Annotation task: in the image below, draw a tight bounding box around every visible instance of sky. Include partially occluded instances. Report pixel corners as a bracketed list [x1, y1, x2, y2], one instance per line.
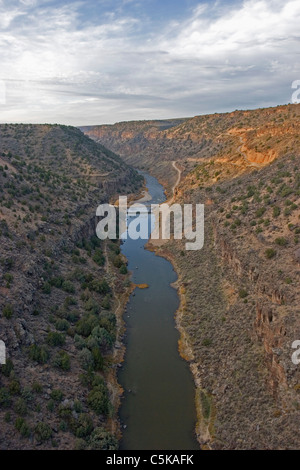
[0, 0, 299, 125]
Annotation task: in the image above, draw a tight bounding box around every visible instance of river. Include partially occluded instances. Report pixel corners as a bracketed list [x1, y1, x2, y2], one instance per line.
[118, 171, 199, 450]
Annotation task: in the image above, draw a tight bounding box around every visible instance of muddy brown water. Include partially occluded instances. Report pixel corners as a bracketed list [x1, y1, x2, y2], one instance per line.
[118, 172, 199, 450]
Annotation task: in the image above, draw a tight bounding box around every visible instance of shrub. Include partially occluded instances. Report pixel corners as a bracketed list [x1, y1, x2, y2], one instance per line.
[32, 382, 43, 394]
[52, 351, 71, 371]
[275, 237, 288, 246]
[88, 427, 118, 450]
[93, 249, 105, 266]
[273, 206, 281, 217]
[0, 387, 11, 407]
[91, 326, 113, 352]
[112, 255, 123, 268]
[265, 248, 277, 259]
[55, 319, 70, 331]
[49, 276, 64, 288]
[102, 296, 110, 310]
[74, 413, 94, 438]
[14, 398, 27, 416]
[9, 380, 21, 395]
[62, 281, 75, 294]
[2, 303, 14, 319]
[28, 344, 49, 364]
[90, 279, 110, 294]
[91, 348, 104, 371]
[255, 207, 266, 218]
[34, 422, 52, 443]
[119, 265, 127, 275]
[87, 385, 109, 415]
[15, 417, 30, 437]
[84, 298, 100, 315]
[47, 331, 65, 347]
[79, 348, 94, 370]
[50, 389, 64, 402]
[42, 282, 51, 294]
[75, 314, 99, 337]
[239, 288, 248, 298]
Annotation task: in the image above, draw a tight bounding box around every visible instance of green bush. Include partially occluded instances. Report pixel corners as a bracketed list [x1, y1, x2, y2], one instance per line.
[91, 348, 104, 371]
[50, 389, 64, 402]
[55, 319, 70, 331]
[14, 398, 27, 416]
[42, 282, 51, 294]
[275, 237, 288, 246]
[34, 422, 52, 443]
[88, 427, 118, 450]
[75, 314, 99, 337]
[47, 331, 65, 347]
[52, 351, 71, 371]
[119, 265, 127, 275]
[28, 344, 50, 364]
[0, 387, 11, 407]
[74, 413, 94, 438]
[9, 380, 21, 395]
[62, 280, 75, 294]
[15, 417, 30, 437]
[265, 248, 277, 259]
[93, 249, 105, 266]
[79, 348, 94, 370]
[32, 382, 43, 394]
[2, 303, 14, 319]
[239, 288, 248, 298]
[255, 207, 266, 218]
[87, 385, 109, 415]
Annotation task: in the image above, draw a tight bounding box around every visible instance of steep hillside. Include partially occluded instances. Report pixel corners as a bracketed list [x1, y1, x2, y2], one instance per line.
[152, 152, 300, 449]
[0, 124, 143, 449]
[82, 104, 300, 196]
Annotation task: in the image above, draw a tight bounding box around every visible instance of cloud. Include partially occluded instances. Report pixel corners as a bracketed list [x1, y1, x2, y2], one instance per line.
[0, 0, 299, 124]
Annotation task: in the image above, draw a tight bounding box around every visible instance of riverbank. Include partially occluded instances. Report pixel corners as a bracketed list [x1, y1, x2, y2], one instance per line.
[146, 240, 214, 450]
[117, 171, 198, 450]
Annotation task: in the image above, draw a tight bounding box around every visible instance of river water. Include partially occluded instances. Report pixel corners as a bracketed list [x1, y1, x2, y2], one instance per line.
[118, 172, 199, 450]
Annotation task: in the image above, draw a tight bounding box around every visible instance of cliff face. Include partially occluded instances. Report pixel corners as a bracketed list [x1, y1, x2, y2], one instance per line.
[168, 150, 300, 449]
[81, 103, 300, 196]
[0, 124, 143, 449]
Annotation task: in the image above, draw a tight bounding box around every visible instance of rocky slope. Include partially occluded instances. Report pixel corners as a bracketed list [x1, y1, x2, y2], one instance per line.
[0, 124, 143, 449]
[84, 103, 300, 449]
[82, 103, 300, 197]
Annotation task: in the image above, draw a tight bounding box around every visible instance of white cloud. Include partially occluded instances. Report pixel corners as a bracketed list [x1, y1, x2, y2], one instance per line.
[0, 0, 299, 124]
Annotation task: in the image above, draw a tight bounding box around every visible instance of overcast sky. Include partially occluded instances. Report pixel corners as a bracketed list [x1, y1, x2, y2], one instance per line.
[0, 0, 299, 125]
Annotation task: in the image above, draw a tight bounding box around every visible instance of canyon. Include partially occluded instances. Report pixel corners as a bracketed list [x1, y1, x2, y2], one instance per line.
[82, 103, 300, 449]
[0, 102, 299, 449]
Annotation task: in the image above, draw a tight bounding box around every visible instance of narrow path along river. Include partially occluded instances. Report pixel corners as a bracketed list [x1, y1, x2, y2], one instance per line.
[118, 172, 199, 450]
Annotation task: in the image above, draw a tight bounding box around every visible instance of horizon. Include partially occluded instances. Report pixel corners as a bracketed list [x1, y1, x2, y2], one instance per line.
[0, 0, 299, 125]
[0, 101, 297, 128]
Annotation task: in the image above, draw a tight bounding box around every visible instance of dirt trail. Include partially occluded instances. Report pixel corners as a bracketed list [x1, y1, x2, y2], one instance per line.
[237, 135, 262, 168]
[169, 161, 182, 203]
